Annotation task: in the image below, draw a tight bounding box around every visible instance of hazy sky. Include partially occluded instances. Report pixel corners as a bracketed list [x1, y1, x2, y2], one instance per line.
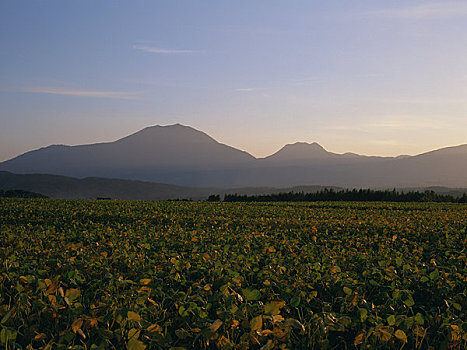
[1, 1, 466, 161]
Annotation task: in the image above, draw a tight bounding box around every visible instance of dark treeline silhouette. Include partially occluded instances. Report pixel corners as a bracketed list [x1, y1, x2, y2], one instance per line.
[0, 189, 48, 199]
[223, 188, 467, 203]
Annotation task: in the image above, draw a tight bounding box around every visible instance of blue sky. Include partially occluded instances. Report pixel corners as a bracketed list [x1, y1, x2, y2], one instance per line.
[1, 0, 466, 161]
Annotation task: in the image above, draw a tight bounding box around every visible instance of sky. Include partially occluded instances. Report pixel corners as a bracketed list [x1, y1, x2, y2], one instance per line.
[1, 0, 466, 161]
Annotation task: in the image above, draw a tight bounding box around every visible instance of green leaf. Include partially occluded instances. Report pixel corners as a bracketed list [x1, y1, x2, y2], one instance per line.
[343, 286, 352, 296]
[415, 313, 424, 325]
[0, 329, 6, 345]
[404, 297, 415, 307]
[387, 315, 396, 326]
[250, 315, 262, 331]
[242, 288, 261, 301]
[0, 329, 17, 346]
[178, 305, 188, 317]
[127, 339, 146, 350]
[1, 307, 15, 324]
[264, 301, 285, 315]
[359, 308, 368, 322]
[429, 269, 439, 281]
[290, 295, 301, 307]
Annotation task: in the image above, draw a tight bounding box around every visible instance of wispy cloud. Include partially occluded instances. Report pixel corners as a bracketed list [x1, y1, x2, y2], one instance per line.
[235, 88, 255, 92]
[18, 87, 137, 99]
[364, 1, 467, 20]
[133, 45, 202, 55]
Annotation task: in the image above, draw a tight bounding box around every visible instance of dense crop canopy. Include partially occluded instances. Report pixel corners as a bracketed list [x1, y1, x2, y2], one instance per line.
[0, 199, 466, 349]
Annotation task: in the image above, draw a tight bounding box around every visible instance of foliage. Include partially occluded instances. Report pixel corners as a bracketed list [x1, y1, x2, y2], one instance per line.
[0, 199, 466, 349]
[223, 188, 467, 203]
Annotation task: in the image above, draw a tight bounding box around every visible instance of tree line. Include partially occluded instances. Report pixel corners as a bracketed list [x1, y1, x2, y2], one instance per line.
[207, 188, 467, 203]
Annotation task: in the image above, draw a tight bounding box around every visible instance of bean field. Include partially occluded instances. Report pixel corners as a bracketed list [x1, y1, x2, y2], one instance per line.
[0, 199, 466, 349]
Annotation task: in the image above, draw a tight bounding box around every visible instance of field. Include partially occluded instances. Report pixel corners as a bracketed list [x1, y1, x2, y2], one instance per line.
[0, 199, 466, 349]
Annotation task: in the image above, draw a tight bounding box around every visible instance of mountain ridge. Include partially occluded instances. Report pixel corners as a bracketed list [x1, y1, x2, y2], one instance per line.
[4, 123, 465, 161]
[1, 123, 466, 188]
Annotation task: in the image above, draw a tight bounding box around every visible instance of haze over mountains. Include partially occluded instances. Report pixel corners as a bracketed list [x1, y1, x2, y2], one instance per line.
[1, 124, 467, 189]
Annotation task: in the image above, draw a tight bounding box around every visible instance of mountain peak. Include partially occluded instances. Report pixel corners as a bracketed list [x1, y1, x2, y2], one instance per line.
[145, 123, 191, 130]
[285, 141, 326, 152]
[115, 123, 217, 145]
[264, 141, 331, 162]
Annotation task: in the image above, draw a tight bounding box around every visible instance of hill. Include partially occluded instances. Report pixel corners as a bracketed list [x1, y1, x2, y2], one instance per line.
[0, 171, 208, 200]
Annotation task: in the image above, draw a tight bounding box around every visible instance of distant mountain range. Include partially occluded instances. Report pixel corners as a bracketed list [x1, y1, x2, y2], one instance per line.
[1, 123, 467, 188]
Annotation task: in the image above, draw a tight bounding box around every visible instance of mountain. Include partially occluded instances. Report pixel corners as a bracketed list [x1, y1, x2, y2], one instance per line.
[264, 142, 333, 163]
[0, 124, 255, 187]
[262, 142, 391, 165]
[1, 124, 467, 188]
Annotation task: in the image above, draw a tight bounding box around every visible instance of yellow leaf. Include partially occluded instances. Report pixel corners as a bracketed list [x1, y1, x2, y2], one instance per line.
[354, 332, 365, 346]
[140, 278, 152, 285]
[65, 288, 81, 302]
[44, 278, 52, 287]
[147, 298, 157, 306]
[272, 315, 285, 323]
[216, 335, 233, 349]
[89, 318, 98, 328]
[287, 318, 305, 333]
[77, 328, 86, 339]
[45, 283, 58, 295]
[127, 311, 142, 322]
[146, 324, 162, 333]
[395, 329, 407, 343]
[377, 328, 392, 342]
[33, 333, 46, 341]
[72, 318, 83, 333]
[208, 319, 223, 333]
[128, 328, 140, 340]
